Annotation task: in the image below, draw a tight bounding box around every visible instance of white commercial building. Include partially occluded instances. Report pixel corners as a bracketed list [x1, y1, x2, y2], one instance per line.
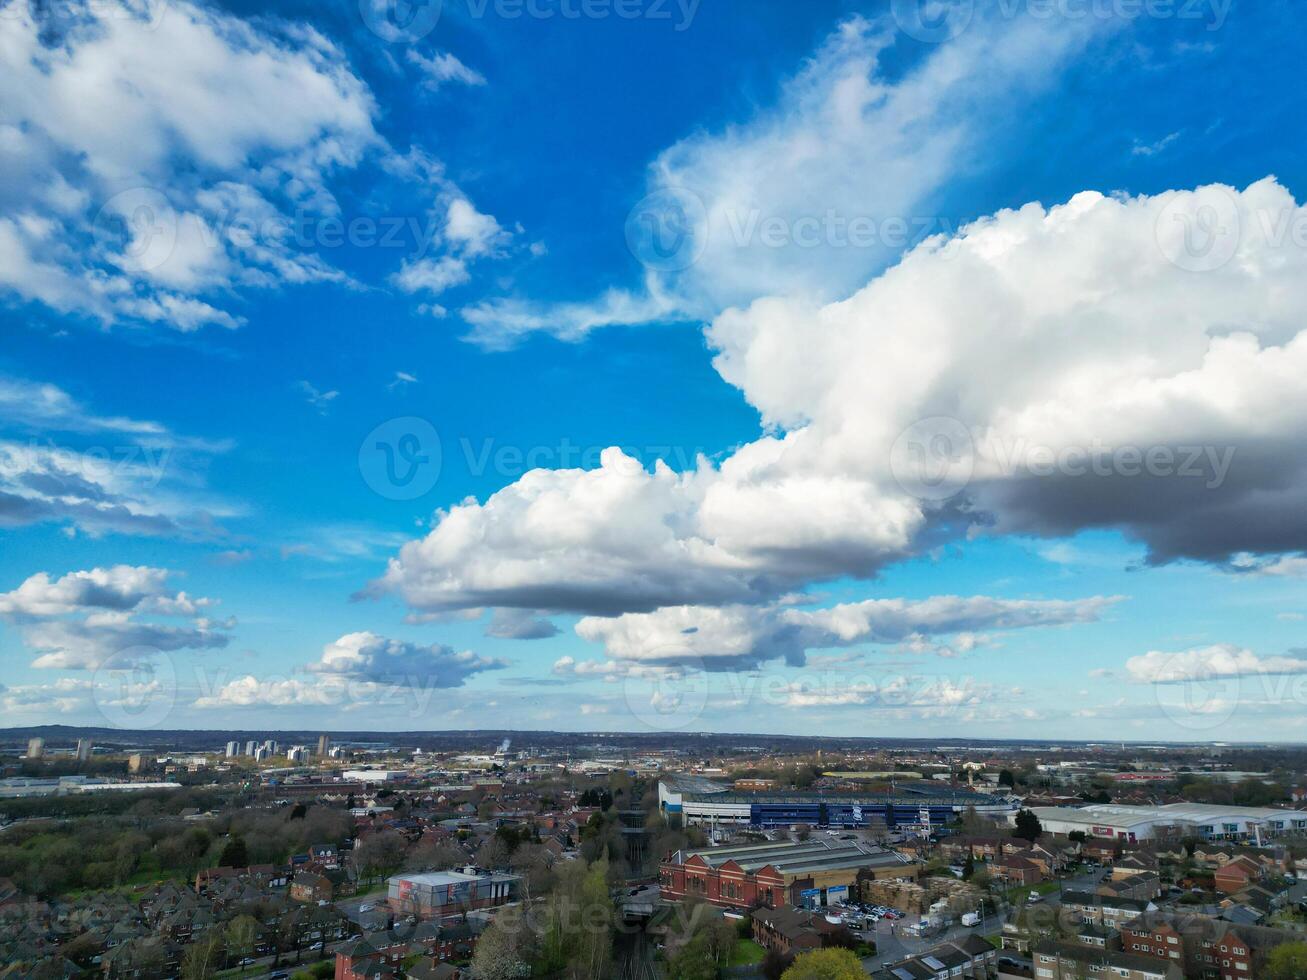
[1029, 803, 1307, 843]
[388, 868, 521, 918]
[0, 776, 183, 798]
[343, 769, 407, 782]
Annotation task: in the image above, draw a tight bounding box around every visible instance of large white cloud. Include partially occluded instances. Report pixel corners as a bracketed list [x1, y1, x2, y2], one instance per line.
[194, 630, 506, 708]
[1126, 644, 1307, 683]
[0, 0, 387, 328]
[24, 618, 231, 670]
[461, 9, 1107, 347]
[308, 631, 506, 686]
[0, 374, 234, 537]
[375, 177, 1307, 624]
[0, 565, 174, 618]
[366, 448, 776, 615]
[709, 177, 1307, 566]
[573, 595, 1121, 669]
[0, 565, 231, 669]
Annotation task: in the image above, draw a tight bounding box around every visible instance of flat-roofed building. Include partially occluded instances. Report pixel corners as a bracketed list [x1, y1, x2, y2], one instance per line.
[344, 769, 408, 782]
[387, 868, 521, 919]
[1029, 803, 1306, 843]
[660, 838, 917, 910]
[660, 776, 1015, 830]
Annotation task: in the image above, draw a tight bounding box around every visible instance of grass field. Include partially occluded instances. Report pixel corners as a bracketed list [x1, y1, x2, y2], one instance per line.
[729, 939, 767, 966]
[1004, 880, 1059, 904]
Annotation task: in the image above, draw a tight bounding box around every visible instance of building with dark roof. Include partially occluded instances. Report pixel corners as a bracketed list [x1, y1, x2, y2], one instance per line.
[660, 838, 917, 909]
[871, 934, 998, 980]
[1059, 890, 1156, 929]
[659, 778, 1016, 830]
[748, 905, 839, 956]
[1033, 939, 1182, 980]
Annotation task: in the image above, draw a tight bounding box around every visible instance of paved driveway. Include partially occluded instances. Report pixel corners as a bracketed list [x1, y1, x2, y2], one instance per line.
[336, 890, 393, 931]
[859, 909, 1009, 971]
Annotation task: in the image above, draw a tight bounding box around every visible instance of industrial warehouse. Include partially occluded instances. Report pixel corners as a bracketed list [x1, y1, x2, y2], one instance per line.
[386, 868, 522, 919]
[659, 838, 919, 910]
[658, 775, 1016, 830]
[1029, 803, 1307, 843]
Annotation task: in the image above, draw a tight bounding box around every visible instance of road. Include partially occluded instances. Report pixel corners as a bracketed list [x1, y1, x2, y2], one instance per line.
[223, 938, 349, 980]
[233, 890, 393, 980]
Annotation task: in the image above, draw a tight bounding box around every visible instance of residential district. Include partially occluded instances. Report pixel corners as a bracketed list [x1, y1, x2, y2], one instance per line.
[2, 732, 1307, 980]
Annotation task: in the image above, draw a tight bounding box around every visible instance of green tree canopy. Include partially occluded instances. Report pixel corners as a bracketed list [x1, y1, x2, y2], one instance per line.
[1013, 809, 1042, 842]
[219, 835, 249, 868]
[1263, 942, 1307, 980]
[781, 948, 866, 979]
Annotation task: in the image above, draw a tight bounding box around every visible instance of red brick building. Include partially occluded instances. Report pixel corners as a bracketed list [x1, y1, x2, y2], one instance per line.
[660, 839, 916, 911]
[1122, 916, 1280, 980]
[290, 871, 334, 904]
[1196, 929, 1255, 980]
[1214, 857, 1260, 894]
[750, 905, 840, 955]
[1122, 920, 1185, 966]
[661, 854, 787, 909]
[335, 924, 477, 980]
[992, 855, 1044, 886]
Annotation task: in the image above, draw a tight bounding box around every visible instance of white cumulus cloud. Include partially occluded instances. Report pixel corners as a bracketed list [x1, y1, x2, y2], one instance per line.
[1126, 644, 1307, 683]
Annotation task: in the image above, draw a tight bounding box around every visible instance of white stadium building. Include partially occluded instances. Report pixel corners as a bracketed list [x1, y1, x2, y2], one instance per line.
[1028, 803, 1307, 843]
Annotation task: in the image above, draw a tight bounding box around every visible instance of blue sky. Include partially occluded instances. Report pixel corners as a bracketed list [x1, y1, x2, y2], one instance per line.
[2, 0, 1307, 740]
